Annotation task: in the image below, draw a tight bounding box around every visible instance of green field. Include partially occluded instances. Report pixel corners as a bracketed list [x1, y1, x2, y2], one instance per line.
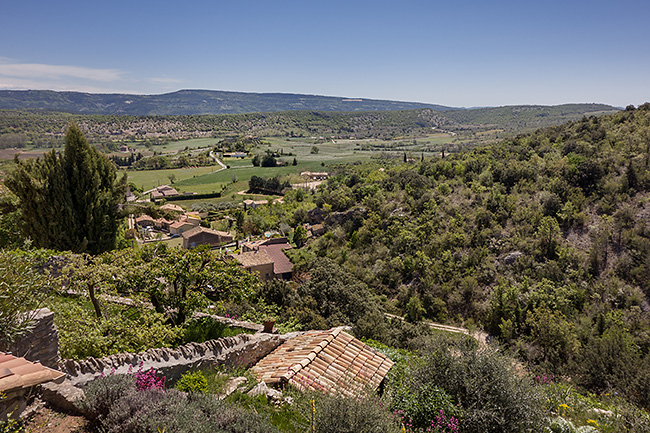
[110, 133, 457, 205]
[125, 166, 218, 191]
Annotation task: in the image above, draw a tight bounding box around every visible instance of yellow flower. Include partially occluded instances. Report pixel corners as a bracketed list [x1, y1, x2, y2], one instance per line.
[587, 419, 599, 427]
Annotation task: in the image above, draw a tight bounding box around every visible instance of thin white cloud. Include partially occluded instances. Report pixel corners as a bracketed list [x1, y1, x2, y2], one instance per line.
[0, 62, 125, 82]
[0, 77, 142, 94]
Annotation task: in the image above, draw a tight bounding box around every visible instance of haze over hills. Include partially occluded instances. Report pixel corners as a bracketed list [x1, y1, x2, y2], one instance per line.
[0, 89, 456, 116]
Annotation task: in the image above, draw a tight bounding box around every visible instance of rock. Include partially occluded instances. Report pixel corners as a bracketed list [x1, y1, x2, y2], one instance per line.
[324, 208, 367, 229]
[40, 380, 85, 415]
[64, 333, 288, 386]
[247, 381, 284, 406]
[590, 408, 614, 417]
[217, 376, 248, 400]
[503, 251, 523, 265]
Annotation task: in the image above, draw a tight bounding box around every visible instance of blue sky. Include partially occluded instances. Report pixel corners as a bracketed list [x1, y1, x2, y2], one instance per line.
[1, 0, 648, 107]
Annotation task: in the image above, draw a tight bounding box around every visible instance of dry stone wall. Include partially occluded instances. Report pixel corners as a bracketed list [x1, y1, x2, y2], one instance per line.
[9, 308, 60, 369]
[62, 333, 288, 386]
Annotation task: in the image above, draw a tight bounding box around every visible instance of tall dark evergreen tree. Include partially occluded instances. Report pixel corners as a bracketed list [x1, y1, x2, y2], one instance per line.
[6, 123, 125, 254]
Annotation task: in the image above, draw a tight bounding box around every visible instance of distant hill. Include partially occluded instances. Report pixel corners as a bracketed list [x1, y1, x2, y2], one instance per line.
[442, 103, 619, 130]
[0, 89, 454, 115]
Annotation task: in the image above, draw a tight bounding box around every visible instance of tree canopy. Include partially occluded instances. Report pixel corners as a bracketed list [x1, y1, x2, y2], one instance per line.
[6, 123, 125, 254]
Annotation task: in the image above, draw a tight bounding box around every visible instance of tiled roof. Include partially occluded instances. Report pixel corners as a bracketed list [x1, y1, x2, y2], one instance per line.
[0, 352, 65, 392]
[259, 244, 293, 275]
[234, 250, 274, 268]
[135, 215, 154, 223]
[159, 204, 184, 212]
[170, 221, 194, 229]
[251, 328, 393, 397]
[181, 226, 232, 240]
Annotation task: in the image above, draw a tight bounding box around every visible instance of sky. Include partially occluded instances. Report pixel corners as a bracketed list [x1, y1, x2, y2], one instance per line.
[1, 0, 649, 108]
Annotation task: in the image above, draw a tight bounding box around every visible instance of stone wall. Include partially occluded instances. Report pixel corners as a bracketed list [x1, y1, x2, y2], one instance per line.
[9, 308, 60, 369]
[62, 332, 289, 386]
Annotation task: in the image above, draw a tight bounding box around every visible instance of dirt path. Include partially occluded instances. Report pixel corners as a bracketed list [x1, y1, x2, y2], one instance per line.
[384, 313, 489, 346]
[209, 151, 227, 171]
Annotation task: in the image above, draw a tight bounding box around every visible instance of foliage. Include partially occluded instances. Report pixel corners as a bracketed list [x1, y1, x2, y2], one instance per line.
[410, 337, 546, 433]
[248, 175, 290, 194]
[291, 105, 650, 410]
[5, 123, 126, 254]
[0, 249, 52, 347]
[175, 370, 209, 394]
[79, 373, 279, 433]
[312, 392, 401, 433]
[181, 316, 251, 344]
[53, 295, 181, 360]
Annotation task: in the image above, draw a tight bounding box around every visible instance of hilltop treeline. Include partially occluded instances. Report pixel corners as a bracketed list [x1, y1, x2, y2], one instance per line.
[286, 104, 650, 407]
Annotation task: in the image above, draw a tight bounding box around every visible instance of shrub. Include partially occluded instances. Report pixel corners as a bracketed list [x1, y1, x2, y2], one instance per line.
[390, 382, 459, 431]
[313, 393, 401, 433]
[77, 373, 135, 426]
[411, 337, 546, 433]
[181, 316, 248, 344]
[175, 370, 208, 394]
[79, 374, 279, 433]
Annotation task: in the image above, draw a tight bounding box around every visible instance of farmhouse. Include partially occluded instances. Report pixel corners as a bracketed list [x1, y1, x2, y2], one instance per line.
[151, 185, 179, 201]
[182, 226, 233, 249]
[300, 171, 329, 180]
[243, 199, 268, 210]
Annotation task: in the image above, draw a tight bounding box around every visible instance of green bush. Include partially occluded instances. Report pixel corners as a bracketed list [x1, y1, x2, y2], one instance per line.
[411, 337, 546, 433]
[390, 382, 459, 430]
[181, 316, 249, 344]
[313, 393, 400, 433]
[175, 370, 208, 393]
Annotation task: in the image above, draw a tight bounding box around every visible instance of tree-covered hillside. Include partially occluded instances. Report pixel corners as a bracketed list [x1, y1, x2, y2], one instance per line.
[0, 89, 453, 115]
[0, 103, 618, 150]
[287, 103, 650, 407]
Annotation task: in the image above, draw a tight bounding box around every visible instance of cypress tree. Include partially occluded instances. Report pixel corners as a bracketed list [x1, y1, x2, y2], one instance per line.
[6, 123, 125, 254]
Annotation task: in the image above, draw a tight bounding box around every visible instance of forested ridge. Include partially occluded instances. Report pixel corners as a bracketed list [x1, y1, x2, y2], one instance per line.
[285, 103, 650, 407]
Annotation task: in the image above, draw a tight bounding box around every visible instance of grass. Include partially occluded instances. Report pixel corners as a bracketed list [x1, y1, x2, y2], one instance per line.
[125, 166, 218, 191]
[157, 137, 217, 153]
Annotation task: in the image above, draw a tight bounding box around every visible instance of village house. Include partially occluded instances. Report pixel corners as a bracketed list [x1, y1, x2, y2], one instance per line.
[237, 237, 293, 279]
[154, 218, 173, 232]
[135, 214, 155, 228]
[306, 223, 325, 238]
[182, 226, 234, 249]
[243, 199, 268, 210]
[169, 220, 196, 236]
[232, 250, 275, 280]
[151, 185, 179, 201]
[0, 352, 65, 419]
[159, 203, 184, 213]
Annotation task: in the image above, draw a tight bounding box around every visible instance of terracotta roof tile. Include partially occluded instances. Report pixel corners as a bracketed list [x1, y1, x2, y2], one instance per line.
[0, 352, 65, 392]
[251, 328, 393, 396]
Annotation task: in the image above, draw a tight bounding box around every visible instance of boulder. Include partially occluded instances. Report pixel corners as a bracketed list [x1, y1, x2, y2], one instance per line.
[40, 380, 85, 415]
